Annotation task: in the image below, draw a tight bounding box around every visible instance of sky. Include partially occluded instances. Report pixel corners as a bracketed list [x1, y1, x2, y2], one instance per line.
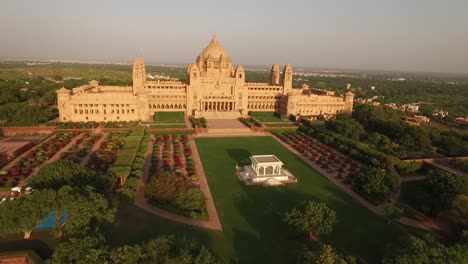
[1, 0, 467, 74]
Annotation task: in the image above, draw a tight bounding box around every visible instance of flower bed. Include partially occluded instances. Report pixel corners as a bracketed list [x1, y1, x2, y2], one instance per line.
[62, 133, 103, 163]
[274, 131, 363, 183]
[87, 132, 128, 172]
[0, 132, 78, 183]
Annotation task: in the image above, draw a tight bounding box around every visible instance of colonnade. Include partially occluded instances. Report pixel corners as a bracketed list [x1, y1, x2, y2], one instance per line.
[251, 164, 282, 176]
[202, 101, 235, 112]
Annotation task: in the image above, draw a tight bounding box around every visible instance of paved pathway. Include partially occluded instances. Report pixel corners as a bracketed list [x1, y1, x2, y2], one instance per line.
[134, 135, 223, 231]
[270, 134, 431, 230]
[19, 133, 85, 187]
[81, 132, 108, 165]
[401, 175, 427, 182]
[432, 162, 467, 177]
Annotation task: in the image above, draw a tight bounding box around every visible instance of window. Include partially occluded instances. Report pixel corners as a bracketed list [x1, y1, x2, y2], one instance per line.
[117, 116, 119, 120]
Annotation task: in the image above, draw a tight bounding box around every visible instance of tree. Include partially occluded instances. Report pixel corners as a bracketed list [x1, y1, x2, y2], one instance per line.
[30, 160, 114, 192]
[175, 187, 206, 213]
[49, 235, 108, 264]
[451, 194, 468, 220]
[146, 171, 188, 204]
[382, 234, 466, 264]
[0, 189, 56, 238]
[352, 167, 400, 204]
[325, 116, 365, 141]
[284, 201, 336, 240]
[300, 245, 356, 264]
[422, 169, 468, 215]
[382, 203, 404, 223]
[109, 245, 143, 264]
[57, 186, 115, 237]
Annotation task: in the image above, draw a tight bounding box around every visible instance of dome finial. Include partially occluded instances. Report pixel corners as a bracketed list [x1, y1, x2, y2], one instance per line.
[211, 32, 217, 43]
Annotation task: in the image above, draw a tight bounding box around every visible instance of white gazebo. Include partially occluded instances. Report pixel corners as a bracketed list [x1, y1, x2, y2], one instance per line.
[237, 155, 297, 186]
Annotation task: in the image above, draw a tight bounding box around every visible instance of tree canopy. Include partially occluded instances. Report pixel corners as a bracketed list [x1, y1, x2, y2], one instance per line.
[382, 234, 467, 264]
[29, 160, 114, 192]
[352, 167, 400, 204]
[284, 201, 337, 239]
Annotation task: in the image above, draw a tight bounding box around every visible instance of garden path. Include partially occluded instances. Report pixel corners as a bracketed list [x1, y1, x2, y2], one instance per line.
[134, 135, 223, 231]
[270, 134, 432, 231]
[401, 175, 427, 182]
[431, 162, 467, 177]
[18, 133, 85, 187]
[81, 132, 109, 165]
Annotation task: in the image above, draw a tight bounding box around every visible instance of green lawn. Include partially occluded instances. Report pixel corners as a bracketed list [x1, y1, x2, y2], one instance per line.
[264, 122, 298, 127]
[250, 112, 290, 122]
[195, 137, 412, 263]
[153, 112, 185, 123]
[148, 124, 187, 128]
[105, 136, 414, 263]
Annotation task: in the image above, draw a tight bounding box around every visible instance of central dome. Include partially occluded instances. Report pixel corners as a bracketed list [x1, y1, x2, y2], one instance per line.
[201, 34, 231, 60]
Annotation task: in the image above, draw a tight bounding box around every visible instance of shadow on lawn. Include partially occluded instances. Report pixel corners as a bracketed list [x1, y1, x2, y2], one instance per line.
[226, 149, 252, 166]
[230, 178, 408, 264]
[102, 200, 217, 254]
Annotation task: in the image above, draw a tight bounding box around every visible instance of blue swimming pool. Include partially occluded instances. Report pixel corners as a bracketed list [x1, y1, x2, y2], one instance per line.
[35, 211, 69, 230]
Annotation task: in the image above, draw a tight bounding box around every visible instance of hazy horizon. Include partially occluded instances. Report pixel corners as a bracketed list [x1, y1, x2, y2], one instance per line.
[1, 0, 467, 74]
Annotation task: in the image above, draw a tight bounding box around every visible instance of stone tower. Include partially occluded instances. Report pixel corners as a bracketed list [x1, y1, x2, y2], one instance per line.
[56, 87, 71, 121]
[344, 91, 355, 114]
[270, 64, 280, 85]
[282, 64, 293, 94]
[132, 58, 146, 94]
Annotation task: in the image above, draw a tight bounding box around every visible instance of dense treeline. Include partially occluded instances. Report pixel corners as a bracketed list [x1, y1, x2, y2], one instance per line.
[321, 105, 468, 159]
[301, 75, 468, 116]
[0, 160, 222, 263]
[0, 76, 59, 126]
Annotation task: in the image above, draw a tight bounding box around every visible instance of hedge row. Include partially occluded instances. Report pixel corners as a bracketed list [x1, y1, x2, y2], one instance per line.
[120, 132, 150, 199]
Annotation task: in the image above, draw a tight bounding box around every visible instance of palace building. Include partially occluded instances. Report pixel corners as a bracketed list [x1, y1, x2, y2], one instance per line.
[56, 34, 354, 122]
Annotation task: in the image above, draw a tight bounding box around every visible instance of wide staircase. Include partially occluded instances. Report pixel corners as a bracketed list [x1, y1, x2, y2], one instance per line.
[196, 119, 268, 137]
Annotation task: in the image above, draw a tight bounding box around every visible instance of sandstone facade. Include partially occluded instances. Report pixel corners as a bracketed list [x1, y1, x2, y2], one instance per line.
[57, 35, 353, 122]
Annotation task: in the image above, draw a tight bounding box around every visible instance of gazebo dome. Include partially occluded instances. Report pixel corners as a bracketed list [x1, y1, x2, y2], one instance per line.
[201, 34, 231, 60]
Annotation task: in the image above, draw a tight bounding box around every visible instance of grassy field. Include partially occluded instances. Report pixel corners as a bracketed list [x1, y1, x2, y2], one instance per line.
[7, 136, 414, 263]
[147, 124, 187, 128]
[153, 112, 185, 123]
[192, 137, 414, 263]
[106, 136, 415, 263]
[250, 112, 290, 122]
[264, 122, 298, 127]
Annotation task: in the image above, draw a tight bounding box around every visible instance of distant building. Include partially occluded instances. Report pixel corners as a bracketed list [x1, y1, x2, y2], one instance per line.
[432, 109, 449, 117]
[56, 34, 354, 122]
[401, 104, 419, 112]
[455, 116, 468, 125]
[402, 115, 430, 126]
[385, 103, 398, 109]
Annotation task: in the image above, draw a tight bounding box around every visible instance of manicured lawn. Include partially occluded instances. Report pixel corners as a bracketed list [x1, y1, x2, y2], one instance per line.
[264, 122, 298, 127]
[195, 137, 411, 263]
[148, 124, 187, 128]
[106, 136, 414, 263]
[250, 112, 290, 122]
[153, 112, 185, 123]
